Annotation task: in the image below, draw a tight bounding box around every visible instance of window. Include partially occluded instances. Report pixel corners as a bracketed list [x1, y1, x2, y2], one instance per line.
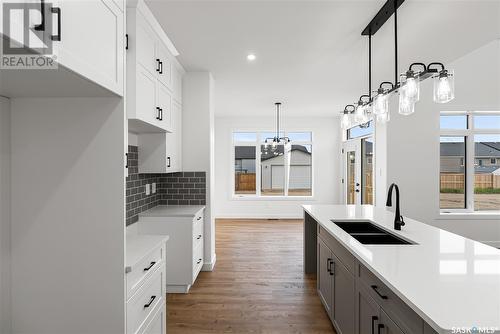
[233, 132, 313, 197]
[347, 121, 374, 140]
[440, 112, 500, 212]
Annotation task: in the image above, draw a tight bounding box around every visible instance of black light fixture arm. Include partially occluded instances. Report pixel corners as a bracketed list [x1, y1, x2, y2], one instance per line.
[378, 81, 395, 93]
[427, 62, 445, 71]
[358, 94, 371, 105]
[408, 62, 427, 73]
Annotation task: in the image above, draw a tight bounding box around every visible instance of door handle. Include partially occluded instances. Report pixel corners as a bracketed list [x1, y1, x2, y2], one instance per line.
[144, 296, 156, 308]
[371, 285, 388, 300]
[51, 7, 61, 41]
[34, 0, 45, 31]
[371, 316, 378, 334]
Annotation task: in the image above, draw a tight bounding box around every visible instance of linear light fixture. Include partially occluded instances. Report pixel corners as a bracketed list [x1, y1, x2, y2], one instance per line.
[340, 0, 455, 127]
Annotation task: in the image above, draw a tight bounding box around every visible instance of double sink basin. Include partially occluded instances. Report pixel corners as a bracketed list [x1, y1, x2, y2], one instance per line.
[331, 220, 414, 245]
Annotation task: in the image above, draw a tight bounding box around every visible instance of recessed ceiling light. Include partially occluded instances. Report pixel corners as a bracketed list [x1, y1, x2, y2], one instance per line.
[247, 54, 256, 61]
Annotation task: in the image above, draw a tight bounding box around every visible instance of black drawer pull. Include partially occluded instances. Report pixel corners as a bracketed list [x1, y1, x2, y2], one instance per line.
[51, 7, 61, 41]
[156, 59, 160, 72]
[159, 61, 163, 74]
[326, 258, 331, 273]
[197, 234, 202, 240]
[371, 316, 378, 334]
[143, 261, 156, 271]
[167, 157, 171, 168]
[144, 295, 156, 308]
[371, 285, 388, 300]
[329, 259, 335, 276]
[377, 323, 384, 334]
[197, 258, 202, 264]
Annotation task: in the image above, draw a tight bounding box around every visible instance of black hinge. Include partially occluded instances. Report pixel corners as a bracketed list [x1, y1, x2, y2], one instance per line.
[125, 34, 129, 50]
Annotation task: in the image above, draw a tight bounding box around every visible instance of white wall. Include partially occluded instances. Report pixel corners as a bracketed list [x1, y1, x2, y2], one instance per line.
[215, 116, 341, 218]
[182, 72, 216, 269]
[0, 96, 11, 334]
[383, 40, 500, 245]
[10, 98, 126, 333]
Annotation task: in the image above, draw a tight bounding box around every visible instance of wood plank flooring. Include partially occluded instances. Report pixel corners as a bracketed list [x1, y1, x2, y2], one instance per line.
[167, 219, 335, 333]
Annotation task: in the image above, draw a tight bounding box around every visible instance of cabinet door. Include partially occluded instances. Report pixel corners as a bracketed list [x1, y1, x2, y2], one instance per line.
[165, 102, 181, 172]
[157, 83, 172, 132]
[56, 0, 124, 95]
[317, 238, 333, 319]
[380, 310, 405, 334]
[156, 42, 172, 90]
[332, 255, 355, 334]
[136, 12, 157, 76]
[136, 67, 159, 127]
[356, 284, 380, 334]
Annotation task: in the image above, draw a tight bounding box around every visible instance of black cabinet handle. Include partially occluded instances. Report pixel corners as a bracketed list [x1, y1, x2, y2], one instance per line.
[34, 0, 45, 31]
[143, 261, 156, 272]
[51, 7, 61, 41]
[159, 61, 163, 74]
[167, 157, 171, 168]
[144, 296, 156, 308]
[377, 323, 384, 334]
[125, 153, 128, 169]
[355, 189, 360, 193]
[329, 259, 335, 276]
[326, 258, 332, 273]
[197, 217, 202, 221]
[371, 316, 378, 334]
[371, 285, 388, 300]
[125, 34, 129, 50]
[197, 259, 202, 264]
[159, 108, 163, 121]
[156, 59, 160, 72]
[197, 234, 202, 240]
[156, 107, 161, 120]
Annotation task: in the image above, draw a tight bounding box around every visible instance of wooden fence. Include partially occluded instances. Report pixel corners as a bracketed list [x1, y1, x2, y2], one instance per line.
[440, 173, 500, 189]
[235, 173, 256, 192]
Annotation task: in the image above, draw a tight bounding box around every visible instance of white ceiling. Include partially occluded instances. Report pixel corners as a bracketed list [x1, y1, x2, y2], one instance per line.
[146, 0, 500, 117]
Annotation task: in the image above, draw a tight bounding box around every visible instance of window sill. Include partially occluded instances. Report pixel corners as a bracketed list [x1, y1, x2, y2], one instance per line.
[232, 195, 316, 201]
[438, 211, 500, 220]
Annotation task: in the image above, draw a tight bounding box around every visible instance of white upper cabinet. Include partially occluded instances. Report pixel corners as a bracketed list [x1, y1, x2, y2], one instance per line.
[0, 0, 125, 97]
[126, 2, 181, 134]
[56, 0, 124, 95]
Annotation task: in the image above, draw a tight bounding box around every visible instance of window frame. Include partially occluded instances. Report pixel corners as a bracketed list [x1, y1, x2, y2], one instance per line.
[231, 130, 314, 200]
[440, 111, 500, 214]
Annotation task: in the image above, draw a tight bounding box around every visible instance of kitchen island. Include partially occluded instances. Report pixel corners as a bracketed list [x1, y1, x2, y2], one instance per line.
[303, 204, 500, 334]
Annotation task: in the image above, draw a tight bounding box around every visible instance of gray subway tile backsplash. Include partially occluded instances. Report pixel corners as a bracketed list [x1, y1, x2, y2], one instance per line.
[125, 145, 206, 226]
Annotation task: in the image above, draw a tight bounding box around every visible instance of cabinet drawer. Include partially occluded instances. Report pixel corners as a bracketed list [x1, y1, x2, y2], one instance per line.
[318, 225, 356, 274]
[126, 243, 165, 299]
[193, 217, 203, 248]
[127, 266, 165, 334]
[358, 264, 423, 334]
[137, 299, 166, 334]
[192, 242, 204, 282]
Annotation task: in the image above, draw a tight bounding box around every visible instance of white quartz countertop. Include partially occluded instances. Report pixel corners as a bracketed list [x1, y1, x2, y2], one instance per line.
[126, 233, 169, 269]
[139, 205, 205, 218]
[303, 204, 500, 334]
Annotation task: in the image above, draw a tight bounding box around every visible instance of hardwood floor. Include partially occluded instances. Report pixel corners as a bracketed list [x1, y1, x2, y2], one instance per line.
[167, 219, 335, 333]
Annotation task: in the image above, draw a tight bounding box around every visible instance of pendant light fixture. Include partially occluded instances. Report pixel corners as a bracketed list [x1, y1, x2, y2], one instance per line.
[264, 102, 290, 152]
[339, 0, 456, 128]
[341, 105, 355, 129]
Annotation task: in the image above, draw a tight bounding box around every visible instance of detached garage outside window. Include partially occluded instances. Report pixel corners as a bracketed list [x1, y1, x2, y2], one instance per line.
[233, 132, 313, 198]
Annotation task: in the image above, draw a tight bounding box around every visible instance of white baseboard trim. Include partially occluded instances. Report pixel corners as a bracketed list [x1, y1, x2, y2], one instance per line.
[166, 284, 191, 294]
[202, 253, 216, 271]
[216, 215, 303, 219]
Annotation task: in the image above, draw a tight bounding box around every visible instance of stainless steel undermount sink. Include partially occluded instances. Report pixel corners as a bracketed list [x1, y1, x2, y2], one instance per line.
[331, 220, 414, 245]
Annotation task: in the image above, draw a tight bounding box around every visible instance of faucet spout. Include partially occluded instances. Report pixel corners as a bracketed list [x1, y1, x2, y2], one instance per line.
[386, 183, 405, 231]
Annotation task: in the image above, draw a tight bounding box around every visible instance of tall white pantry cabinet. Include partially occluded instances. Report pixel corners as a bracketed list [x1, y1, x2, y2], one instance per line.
[2, 0, 183, 333]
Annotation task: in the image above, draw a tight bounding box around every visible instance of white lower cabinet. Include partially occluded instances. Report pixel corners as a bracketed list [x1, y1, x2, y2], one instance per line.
[138, 207, 205, 293]
[126, 233, 169, 334]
